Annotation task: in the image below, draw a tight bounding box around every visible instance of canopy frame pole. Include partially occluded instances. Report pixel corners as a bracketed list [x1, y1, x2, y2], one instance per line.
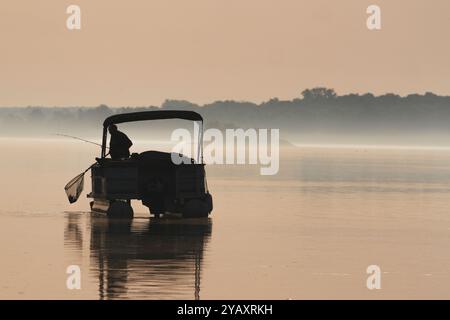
[197, 120, 204, 164]
[101, 127, 107, 158]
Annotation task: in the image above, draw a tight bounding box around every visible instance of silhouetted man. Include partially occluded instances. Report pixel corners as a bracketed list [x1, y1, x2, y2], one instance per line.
[108, 124, 133, 160]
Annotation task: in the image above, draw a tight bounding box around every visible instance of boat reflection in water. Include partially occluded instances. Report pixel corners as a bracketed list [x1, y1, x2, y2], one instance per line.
[65, 213, 212, 300]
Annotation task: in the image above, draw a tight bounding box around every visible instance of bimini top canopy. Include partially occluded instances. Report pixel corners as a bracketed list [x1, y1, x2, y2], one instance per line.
[101, 110, 205, 161]
[103, 110, 203, 127]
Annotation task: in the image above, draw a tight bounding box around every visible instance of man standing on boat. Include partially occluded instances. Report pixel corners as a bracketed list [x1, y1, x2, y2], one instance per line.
[108, 124, 133, 160]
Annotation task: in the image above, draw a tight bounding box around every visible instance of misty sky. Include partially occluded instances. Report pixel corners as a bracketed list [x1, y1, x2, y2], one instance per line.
[1, 0, 449, 107]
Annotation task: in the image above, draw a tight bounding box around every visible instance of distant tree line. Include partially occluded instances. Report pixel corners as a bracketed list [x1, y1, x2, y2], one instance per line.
[1, 88, 450, 145]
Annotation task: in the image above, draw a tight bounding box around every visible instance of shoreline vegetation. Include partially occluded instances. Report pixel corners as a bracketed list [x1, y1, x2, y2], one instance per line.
[2, 88, 450, 146]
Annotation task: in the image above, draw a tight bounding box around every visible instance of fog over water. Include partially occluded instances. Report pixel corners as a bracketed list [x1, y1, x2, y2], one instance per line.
[1, 0, 450, 300]
[1, 138, 450, 299]
[3, 89, 450, 146]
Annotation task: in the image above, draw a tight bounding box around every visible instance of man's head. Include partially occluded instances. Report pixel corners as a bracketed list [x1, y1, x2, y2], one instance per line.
[108, 124, 118, 134]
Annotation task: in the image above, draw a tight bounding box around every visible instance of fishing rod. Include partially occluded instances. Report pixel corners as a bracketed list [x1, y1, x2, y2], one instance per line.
[54, 133, 109, 149]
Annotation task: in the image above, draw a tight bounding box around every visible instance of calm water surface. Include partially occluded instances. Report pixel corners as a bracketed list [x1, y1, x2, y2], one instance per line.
[1, 139, 450, 299]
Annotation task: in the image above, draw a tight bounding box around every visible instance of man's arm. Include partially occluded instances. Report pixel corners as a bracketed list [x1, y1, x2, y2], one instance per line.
[122, 133, 132, 148]
[126, 135, 133, 148]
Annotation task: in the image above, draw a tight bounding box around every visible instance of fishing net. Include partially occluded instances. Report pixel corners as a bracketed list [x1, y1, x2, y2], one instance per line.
[64, 173, 85, 204]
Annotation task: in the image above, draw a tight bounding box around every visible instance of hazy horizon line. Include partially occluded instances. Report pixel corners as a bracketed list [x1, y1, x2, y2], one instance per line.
[1, 88, 449, 109]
